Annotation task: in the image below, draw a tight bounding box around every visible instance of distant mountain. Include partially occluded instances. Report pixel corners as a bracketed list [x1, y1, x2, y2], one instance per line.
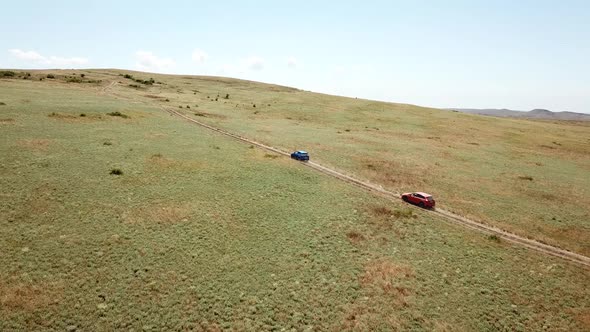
[448, 108, 590, 121]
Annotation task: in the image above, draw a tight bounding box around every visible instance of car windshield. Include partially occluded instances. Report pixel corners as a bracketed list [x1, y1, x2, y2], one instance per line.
[426, 196, 434, 202]
[298, 151, 308, 155]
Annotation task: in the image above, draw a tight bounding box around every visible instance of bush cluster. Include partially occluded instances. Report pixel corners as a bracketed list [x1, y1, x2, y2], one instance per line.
[107, 111, 129, 118]
[1, 71, 16, 77]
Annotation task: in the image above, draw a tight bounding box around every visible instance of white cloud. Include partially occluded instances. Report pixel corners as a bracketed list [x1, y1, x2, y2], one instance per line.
[287, 56, 298, 68]
[243, 56, 264, 70]
[9, 49, 89, 67]
[192, 49, 208, 63]
[135, 51, 175, 72]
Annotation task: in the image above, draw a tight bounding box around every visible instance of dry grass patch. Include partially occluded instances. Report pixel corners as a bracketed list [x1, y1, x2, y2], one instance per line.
[360, 259, 414, 297]
[0, 279, 63, 312]
[346, 230, 366, 244]
[123, 202, 193, 224]
[17, 139, 52, 151]
[0, 118, 15, 124]
[147, 154, 202, 170]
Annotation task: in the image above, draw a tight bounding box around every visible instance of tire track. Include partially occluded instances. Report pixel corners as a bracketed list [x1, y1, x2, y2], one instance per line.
[160, 107, 590, 268]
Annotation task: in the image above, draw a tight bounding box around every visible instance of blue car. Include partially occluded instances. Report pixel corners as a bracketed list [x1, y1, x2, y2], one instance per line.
[290, 150, 309, 161]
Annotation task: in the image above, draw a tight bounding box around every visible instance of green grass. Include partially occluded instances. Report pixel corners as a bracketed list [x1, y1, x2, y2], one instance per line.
[109, 71, 590, 256]
[1, 72, 589, 331]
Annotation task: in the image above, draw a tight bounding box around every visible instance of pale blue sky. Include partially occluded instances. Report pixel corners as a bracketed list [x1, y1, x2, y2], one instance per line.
[2, 0, 589, 113]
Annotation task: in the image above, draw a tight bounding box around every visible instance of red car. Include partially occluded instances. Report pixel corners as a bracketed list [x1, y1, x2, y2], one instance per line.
[401, 192, 435, 209]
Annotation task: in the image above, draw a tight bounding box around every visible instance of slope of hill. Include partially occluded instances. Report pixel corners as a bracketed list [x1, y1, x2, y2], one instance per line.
[1, 69, 589, 330]
[451, 108, 590, 121]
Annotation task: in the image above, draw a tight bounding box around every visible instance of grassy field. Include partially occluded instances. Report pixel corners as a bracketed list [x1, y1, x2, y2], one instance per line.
[1, 71, 590, 331]
[94, 70, 589, 256]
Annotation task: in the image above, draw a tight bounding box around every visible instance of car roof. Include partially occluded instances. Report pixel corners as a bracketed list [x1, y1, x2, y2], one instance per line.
[414, 192, 432, 197]
[296, 150, 308, 154]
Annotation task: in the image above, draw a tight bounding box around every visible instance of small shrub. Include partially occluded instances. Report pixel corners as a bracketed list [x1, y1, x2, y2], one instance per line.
[165, 99, 170, 102]
[1, 71, 16, 77]
[254, 111, 259, 114]
[79, 113, 86, 117]
[488, 234, 501, 242]
[110, 168, 123, 175]
[518, 176, 533, 181]
[106, 111, 129, 118]
[128, 84, 141, 88]
[346, 230, 366, 244]
[25, 72, 31, 77]
[264, 154, 279, 159]
[194, 112, 206, 117]
[103, 141, 112, 146]
[186, 105, 190, 109]
[152, 153, 163, 158]
[0, 102, 6, 106]
[80, 73, 85, 78]
[373, 206, 393, 217]
[124, 74, 134, 79]
[66, 77, 83, 83]
[393, 209, 415, 219]
[179, 105, 182, 108]
[225, 94, 229, 99]
[253, 104, 256, 108]
[215, 97, 218, 101]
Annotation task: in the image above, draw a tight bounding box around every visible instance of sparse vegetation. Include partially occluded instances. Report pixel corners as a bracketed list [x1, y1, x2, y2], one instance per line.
[518, 175, 534, 181]
[0, 102, 5, 106]
[488, 234, 501, 242]
[1, 70, 16, 77]
[66, 77, 83, 83]
[106, 111, 129, 118]
[109, 168, 123, 175]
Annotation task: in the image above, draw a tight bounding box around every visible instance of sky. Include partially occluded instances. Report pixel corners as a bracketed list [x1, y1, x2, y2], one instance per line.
[1, 0, 589, 113]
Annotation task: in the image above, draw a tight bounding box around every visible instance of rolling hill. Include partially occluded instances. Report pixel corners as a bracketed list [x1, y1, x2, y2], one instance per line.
[450, 108, 590, 121]
[1, 69, 589, 331]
